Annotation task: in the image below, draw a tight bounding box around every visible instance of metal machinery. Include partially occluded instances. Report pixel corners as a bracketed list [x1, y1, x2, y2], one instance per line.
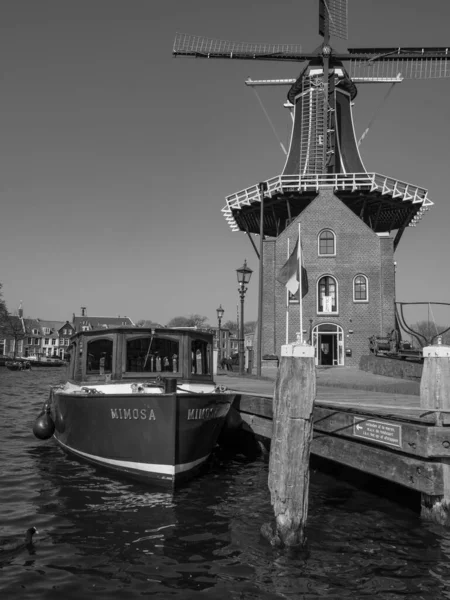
[369, 302, 450, 361]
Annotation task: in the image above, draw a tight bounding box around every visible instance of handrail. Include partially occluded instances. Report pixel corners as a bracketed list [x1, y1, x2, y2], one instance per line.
[222, 172, 433, 232]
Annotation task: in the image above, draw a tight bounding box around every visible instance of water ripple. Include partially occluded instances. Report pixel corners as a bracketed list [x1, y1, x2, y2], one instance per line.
[1, 367, 450, 598]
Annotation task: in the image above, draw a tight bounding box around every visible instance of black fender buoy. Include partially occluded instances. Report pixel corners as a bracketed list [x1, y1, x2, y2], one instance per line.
[33, 411, 55, 440]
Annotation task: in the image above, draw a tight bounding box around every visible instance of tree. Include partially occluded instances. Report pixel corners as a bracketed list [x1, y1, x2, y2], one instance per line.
[135, 319, 162, 328]
[223, 319, 256, 336]
[244, 320, 257, 334]
[166, 314, 209, 328]
[0, 284, 25, 358]
[223, 320, 238, 336]
[0, 283, 5, 315]
[411, 320, 450, 347]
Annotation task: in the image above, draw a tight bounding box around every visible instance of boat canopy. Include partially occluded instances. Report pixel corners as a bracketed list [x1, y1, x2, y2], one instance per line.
[67, 327, 214, 384]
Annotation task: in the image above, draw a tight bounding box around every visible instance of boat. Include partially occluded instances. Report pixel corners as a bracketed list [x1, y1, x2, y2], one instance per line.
[6, 360, 31, 371]
[32, 326, 233, 485]
[26, 356, 66, 367]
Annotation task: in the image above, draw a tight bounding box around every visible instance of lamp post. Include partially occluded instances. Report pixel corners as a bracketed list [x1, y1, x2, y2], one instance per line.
[236, 260, 253, 375]
[216, 304, 224, 363]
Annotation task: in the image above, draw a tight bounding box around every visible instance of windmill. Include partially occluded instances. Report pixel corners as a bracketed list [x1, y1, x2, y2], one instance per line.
[173, 0, 446, 248]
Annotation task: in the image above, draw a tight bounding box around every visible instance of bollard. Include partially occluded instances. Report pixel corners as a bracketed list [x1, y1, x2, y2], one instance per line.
[261, 342, 315, 548]
[420, 340, 450, 525]
[164, 378, 177, 394]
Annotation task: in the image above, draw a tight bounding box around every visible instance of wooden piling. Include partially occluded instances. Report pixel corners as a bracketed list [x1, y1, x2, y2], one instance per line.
[420, 342, 450, 525]
[261, 343, 315, 548]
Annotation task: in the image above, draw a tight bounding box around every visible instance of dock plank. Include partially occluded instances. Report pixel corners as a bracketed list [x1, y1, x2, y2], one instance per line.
[312, 433, 444, 495]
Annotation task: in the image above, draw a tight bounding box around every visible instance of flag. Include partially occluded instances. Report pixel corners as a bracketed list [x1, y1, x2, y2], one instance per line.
[277, 238, 308, 299]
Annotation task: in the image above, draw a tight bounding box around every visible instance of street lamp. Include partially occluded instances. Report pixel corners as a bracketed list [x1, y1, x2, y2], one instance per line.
[236, 260, 253, 375]
[216, 304, 224, 363]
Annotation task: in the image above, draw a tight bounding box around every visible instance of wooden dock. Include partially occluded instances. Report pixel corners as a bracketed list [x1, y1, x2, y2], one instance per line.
[226, 383, 450, 504]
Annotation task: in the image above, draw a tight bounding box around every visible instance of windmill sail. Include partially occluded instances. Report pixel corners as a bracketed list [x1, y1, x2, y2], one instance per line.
[173, 33, 309, 62]
[319, 0, 348, 40]
[347, 47, 450, 79]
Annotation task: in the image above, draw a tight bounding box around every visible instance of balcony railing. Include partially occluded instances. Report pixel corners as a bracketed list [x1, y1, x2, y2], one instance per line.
[221, 172, 433, 232]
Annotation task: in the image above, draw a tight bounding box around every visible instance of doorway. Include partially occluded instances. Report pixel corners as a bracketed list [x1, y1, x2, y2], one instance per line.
[312, 323, 344, 366]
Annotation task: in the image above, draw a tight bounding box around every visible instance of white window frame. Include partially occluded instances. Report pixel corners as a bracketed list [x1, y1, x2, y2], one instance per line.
[353, 274, 369, 303]
[318, 229, 336, 257]
[317, 275, 339, 315]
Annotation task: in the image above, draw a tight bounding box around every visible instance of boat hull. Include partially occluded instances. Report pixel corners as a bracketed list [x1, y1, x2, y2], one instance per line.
[28, 360, 65, 367]
[6, 361, 31, 371]
[50, 390, 232, 485]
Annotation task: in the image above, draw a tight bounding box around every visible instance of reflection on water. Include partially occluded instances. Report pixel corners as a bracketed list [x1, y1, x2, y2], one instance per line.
[2, 368, 450, 599]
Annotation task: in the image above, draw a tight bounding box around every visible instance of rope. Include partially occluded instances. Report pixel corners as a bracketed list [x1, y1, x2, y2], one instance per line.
[357, 81, 396, 147]
[428, 303, 441, 340]
[143, 334, 154, 370]
[251, 87, 288, 155]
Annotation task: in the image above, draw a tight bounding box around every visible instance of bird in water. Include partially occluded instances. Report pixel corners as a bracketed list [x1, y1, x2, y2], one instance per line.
[0, 527, 39, 565]
[24, 527, 38, 548]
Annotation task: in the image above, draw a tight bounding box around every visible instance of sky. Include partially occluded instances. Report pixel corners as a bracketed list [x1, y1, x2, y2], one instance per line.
[0, 0, 449, 329]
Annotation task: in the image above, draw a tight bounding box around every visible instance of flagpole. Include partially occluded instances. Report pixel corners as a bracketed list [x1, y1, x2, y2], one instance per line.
[285, 238, 290, 344]
[298, 222, 303, 343]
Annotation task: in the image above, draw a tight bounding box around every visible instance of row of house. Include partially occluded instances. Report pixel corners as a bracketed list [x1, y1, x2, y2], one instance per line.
[0, 307, 134, 360]
[1, 305, 252, 364]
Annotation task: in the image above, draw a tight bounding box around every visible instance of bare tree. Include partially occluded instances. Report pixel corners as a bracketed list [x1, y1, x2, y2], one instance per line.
[223, 319, 255, 336]
[135, 319, 162, 328]
[412, 320, 450, 347]
[222, 320, 237, 335]
[166, 314, 209, 328]
[244, 320, 257, 334]
[0, 284, 25, 358]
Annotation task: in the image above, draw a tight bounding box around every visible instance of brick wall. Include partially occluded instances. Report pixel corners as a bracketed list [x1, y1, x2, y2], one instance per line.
[262, 189, 396, 366]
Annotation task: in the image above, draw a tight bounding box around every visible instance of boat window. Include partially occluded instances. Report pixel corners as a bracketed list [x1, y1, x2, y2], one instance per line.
[87, 339, 113, 374]
[126, 337, 179, 373]
[191, 339, 211, 375]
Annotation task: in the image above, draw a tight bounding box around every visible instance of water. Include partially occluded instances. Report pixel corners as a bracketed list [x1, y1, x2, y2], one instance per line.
[1, 367, 450, 599]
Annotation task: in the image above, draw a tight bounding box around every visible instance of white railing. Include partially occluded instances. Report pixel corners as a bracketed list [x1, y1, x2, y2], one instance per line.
[221, 172, 433, 232]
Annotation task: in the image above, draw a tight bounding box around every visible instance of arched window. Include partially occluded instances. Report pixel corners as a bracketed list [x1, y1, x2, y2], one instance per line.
[318, 229, 336, 256]
[353, 274, 368, 302]
[317, 276, 338, 313]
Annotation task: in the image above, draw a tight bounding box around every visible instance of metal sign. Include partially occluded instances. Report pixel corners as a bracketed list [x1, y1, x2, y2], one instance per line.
[353, 417, 402, 448]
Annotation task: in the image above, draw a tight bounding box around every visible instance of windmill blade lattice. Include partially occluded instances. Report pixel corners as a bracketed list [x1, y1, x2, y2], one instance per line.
[319, 0, 348, 40]
[347, 47, 450, 79]
[173, 33, 309, 62]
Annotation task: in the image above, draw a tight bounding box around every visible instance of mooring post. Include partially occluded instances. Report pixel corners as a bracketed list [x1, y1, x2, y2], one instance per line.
[420, 339, 450, 525]
[261, 341, 316, 548]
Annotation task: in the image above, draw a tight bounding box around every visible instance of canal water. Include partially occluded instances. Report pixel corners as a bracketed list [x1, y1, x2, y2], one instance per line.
[1, 367, 450, 599]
